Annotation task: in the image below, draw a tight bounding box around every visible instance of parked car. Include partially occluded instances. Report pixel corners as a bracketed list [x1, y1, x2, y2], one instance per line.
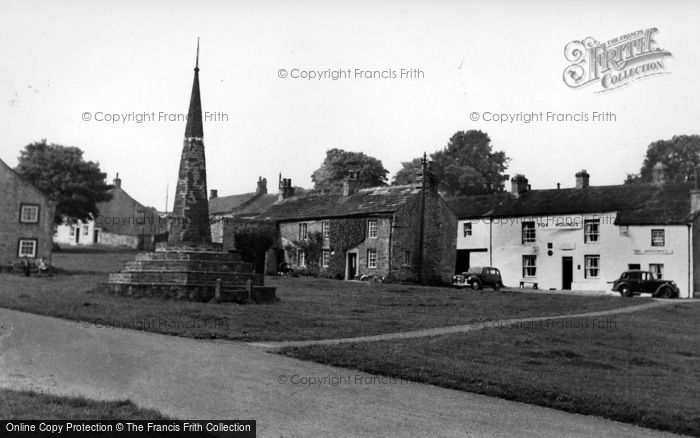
[453, 266, 503, 291]
[611, 270, 679, 298]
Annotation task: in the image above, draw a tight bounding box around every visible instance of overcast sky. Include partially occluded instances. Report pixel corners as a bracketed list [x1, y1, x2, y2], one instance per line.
[1, 0, 698, 209]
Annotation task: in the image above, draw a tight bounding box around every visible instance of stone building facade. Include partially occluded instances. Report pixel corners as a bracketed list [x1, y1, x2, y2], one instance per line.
[0, 158, 55, 265]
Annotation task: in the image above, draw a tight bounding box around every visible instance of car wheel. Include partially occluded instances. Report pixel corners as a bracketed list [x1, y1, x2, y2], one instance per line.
[471, 280, 482, 290]
[619, 286, 633, 298]
[659, 286, 673, 299]
[494, 282, 502, 292]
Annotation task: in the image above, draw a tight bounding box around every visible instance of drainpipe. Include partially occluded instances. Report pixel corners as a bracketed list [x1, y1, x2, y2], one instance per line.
[688, 223, 692, 299]
[388, 214, 394, 281]
[489, 219, 493, 266]
[418, 153, 427, 284]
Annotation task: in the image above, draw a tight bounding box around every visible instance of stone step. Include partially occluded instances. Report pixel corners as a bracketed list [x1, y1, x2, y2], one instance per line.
[108, 271, 263, 286]
[135, 251, 242, 263]
[122, 260, 253, 273]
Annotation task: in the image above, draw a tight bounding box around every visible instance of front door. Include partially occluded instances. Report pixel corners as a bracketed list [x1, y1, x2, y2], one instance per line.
[455, 250, 470, 274]
[347, 253, 357, 280]
[562, 257, 573, 290]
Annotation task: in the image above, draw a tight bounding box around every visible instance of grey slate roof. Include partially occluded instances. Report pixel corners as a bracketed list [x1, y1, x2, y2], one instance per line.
[447, 183, 694, 225]
[254, 185, 421, 222]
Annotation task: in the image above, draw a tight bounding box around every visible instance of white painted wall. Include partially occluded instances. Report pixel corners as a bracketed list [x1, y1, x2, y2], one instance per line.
[54, 221, 96, 246]
[457, 213, 691, 298]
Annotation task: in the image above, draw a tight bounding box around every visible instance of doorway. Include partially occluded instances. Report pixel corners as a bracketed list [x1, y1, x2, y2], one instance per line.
[562, 257, 573, 290]
[346, 252, 357, 280]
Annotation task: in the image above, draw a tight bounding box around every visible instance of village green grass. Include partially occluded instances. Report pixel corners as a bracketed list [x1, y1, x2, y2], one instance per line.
[281, 302, 700, 437]
[0, 388, 168, 419]
[0, 249, 645, 342]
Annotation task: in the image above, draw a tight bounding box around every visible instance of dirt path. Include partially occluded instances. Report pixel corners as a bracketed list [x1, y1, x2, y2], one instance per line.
[0, 307, 684, 437]
[249, 299, 681, 349]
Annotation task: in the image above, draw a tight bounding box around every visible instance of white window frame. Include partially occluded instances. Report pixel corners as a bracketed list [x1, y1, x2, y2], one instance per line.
[69, 226, 76, 237]
[584, 255, 600, 279]
[322, 221, 330, 239]
[298, 223, 308, 240]
[463, 222, 472, 237]
[367, 248, 378, 268]
[619, 225, 629, 236]
[584, 219, 600, 243]
[522, 255, 536, 278]
[19, 204, 40, 224]
[522, 222, 536, 243]
[368, 220, 378, 238]
[651, 229, 665, 247]
[18, 239, 37, 258]
[649, 263, 664, 279]
[83, 224, 90, 236]
[322, 250, 330, 268]
[403, 250, 410, 266]
[297, 249, 306, 267]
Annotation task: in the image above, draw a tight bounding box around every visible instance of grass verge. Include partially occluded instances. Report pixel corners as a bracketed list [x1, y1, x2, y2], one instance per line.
[0, 250, 646, 342]
[280, 302, 700, 436]
[0, 388, 167, 419]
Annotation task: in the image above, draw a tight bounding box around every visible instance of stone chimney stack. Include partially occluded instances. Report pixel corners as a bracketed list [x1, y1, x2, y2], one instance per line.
[278, 176, 295, 201]
[113, 173, 121, 189]
[652, 162, 669, 185]
[342, 170, 361, 197]
[510, 174, 529, 197]
[691, 165, 700, 215]
[575, 170, 590, 188]
[209, 189, 217, 199]
[256, 177, 267, 195]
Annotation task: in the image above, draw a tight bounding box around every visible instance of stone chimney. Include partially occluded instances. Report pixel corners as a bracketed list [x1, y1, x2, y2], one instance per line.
[256, 177, 267, 195]
[113, 172, 121, 189]
[510, 174, 529, 196]
[652, 162, 669, 185]
[575, 170, 590, 188]
[342, 170, 361, 197]
[278, 175, 295, 201]
[209, 189, 217, 199]
[691, 165, 700, 214]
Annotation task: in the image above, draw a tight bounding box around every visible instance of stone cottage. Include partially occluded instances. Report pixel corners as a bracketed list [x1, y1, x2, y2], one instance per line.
[0, 158, 56, 265]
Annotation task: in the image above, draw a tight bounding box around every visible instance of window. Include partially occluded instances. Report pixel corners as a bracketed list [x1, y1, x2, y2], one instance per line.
[651, 229, 665, 247]
[522, 255, 536, 278]
[69, 226, 76, 237]
[322, 250, 330, 268]
[322, 221, 330, 239]
[298, 223, 308, 240]
[18, 239, 37, 258]
[619, 225, 629, 236]
[584, 255, 600, 278]
[463, 222, 472, 237]
[19, 204, 39, 223]
[368, 220, 378, 238]
[297, 249, 306, 266]
[83, 225, 89, 236]
[649, 264, 664, 279]
[367, 248, 378, 268]
[584, 219, 600, 243]
[402, 250, 410, 266]
[522, 221, 536, 243]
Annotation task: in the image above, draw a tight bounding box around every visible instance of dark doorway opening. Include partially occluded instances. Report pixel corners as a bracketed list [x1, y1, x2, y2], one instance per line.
[562, 257, 573, 290]
[347, 253, 357, 280]
[455, 249, 488, 274]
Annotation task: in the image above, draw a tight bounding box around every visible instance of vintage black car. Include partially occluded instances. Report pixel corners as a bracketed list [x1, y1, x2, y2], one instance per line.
[611, 270, 679, 298]
[453, 266, 503, 291]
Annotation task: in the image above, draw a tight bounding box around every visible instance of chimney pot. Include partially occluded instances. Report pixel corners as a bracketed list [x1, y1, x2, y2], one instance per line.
[575, 170, 590, 188]
[256, 177, 267, 194]
[113, 173, 122, 189]
[278, 177, 295, 200]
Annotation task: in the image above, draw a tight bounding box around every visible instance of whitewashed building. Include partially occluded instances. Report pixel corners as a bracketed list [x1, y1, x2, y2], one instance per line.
[449, 167, 700, 298]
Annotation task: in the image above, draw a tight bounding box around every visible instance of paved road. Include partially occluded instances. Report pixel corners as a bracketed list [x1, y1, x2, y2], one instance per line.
[0, 308, 683, 437]
[250, 299, 678, 349]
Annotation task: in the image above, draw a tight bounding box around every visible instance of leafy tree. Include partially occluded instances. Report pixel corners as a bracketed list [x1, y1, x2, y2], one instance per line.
[311, 148, 388, 193]
[625, 135, 700, 184]
[392, 130, 510, 196]
[15, 139, 113, 224]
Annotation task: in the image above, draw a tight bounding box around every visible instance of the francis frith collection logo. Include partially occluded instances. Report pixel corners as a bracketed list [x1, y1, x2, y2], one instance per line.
[563, 28, 671, 92]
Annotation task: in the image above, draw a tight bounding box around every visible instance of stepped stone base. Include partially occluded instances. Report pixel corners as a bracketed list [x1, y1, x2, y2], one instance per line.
[106, 248, 276, 304]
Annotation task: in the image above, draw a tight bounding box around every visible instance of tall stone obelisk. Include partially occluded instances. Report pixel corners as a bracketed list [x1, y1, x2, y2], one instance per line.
[168, 39, 212, 247]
